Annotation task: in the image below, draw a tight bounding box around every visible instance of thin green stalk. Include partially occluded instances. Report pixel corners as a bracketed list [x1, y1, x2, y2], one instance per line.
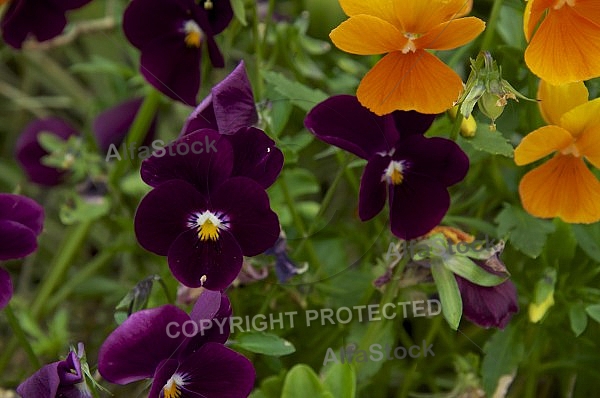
[251, 3, 265, 101]
[480, 0, 504, 51]
[3, 303, 41, 369]
[449, 112, 464, 141]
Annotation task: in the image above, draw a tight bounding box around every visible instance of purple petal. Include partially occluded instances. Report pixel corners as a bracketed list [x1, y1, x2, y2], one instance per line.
[0, 193, 44, 235]
[202, 0, 234, 35]
[14, 118, 79, 186]
[181, 94, 219, 136]
[212, 177, 280, 256]
[392, 110, 436, 137]
[227, 127, 283, 188]
[0, 267, 13, 310]
[57, 352, 84, 385]
[205, 30, 225, 68]
[168, 229, 243, 290]
[184, 291, 232, 353]
[358, 155, 389, 221]
[92, 98, 157, 153]
[135, 180, 207, 256]
[140, 130, 233, 193]
[388, 176, 450, 240]
[147, 359, 179, 398]
[16, 361, 61, 398]
[0, 220, 40, 261]
[305, 95, 398, 159]
[98, 305, 190, 384]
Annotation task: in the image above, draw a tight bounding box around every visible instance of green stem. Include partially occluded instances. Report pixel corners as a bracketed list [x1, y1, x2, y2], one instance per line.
[449, 112, 464, 141]
[3, 303, 41, 369]
[251, 3, 265, 101]
[480, 0, 504, 51]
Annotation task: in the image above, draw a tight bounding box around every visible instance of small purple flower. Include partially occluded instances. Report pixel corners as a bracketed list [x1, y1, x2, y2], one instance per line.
[1, 0, 92, 49]
[305, 95, 469, 239]
[456, 254, 519, 329]
[264, 233, 307, 283]
[135, 177, 280, 290]
[15, 118, 79, 186]
[17, 343, 92, 398]
[181, 60, 259, 136]
[123, 0, 233, 105]
[98, 291, 255, 398]
[92, 97, 157, 153]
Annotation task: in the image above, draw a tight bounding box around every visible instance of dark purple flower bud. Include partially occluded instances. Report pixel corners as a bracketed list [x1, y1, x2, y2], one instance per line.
[181, 61, 258, 136]
[122, 0, 233, 105]
[305, 95, 469, 239]
[17, 344, 92, 398]
[1, 0, 92, 49]
[455, 253, 519, 329]
[0, 193, 44, 261]
[264, 234, 307, 283]
[15, 118, 79, 186]
[92, 98, 157, 154]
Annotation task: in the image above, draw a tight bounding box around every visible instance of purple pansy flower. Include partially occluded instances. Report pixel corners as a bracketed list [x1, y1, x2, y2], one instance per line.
[92, 97, 157, 153]
[305, 95, 469, 239]
[0, 193, 44, 309]
[456, 253, 519, 329]
[135, 176, 280, 290]
[15, 118, 79, 186]
[1, 0, 92, 49]
[123, 0, 233, 105]
[99, 291, 255, 398]
[181, 60, 259, 136]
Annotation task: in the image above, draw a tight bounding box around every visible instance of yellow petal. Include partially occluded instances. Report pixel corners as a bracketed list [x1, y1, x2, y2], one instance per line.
[330, 15, 406, 55]
[525, 5, 600, 84]
[415, 17, 485, 50]
[396, 0, 474, 33]
[514, 125, 573, 166]
[356, 50, 463, 115]
[560, 98, 600, 138]
[519, 155, 600, 223]
[537, 80, 588, 125]
[455, 0, 474, 17]
[523, 0, 553, 41]
[338, 0, 398, 26]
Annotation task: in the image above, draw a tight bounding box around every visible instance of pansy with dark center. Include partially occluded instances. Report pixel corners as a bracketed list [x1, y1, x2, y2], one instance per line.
[0, 0, 92, 49]
[123, 0, 233, 105]
[98, 291, 255, 398]
[305, 95, 469, 240]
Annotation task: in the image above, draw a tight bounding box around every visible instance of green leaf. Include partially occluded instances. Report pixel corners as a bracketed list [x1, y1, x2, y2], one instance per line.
[431, 259, 462, 330]
[38, 132, 67, 153]
[459, 123, 514, 157]
[233, 331, 296, 356]
[114, 275, 158, 324]
[481, 324, 524, 396]
[261, 70, 328, 111]
[495, 203, 556, 258]
[322, 363, 356, 398]
[442, 255, 507, 287]
[59, 193, 111, 225]
[569, 304, 588, 337]
[585, 304, 600, 323]
[543, 219, 576, 266]
[573, 223, 600, 262]
[230, 0, 247, 26]
[282, 365, 327, 398]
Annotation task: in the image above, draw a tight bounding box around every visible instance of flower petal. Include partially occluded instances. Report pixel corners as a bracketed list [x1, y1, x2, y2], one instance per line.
[330, 15, 407, 55]
[523, 0, 553, 41]
[560, 98, 600, 139]
[168, 229, 243, 290]
[537, 80, 589, 126]
[0, 267, 13, 310]
[395, 0, 475, 32]
[415, 17, 485, 50]
[305, 95, 399, 159]
[16, 361, 61, 398]
[358, 155, 389, 221]
[525, 5, 600, 84]
[0, 220, 39, 261]
[514, 125, 573, 166]
[357, 50, 463, 115]
[188, 291, 232, 344]
[392, 110, 436, 137]
[98, 305, 190, 384]
[519, 155, 600, 223]
[0, 193, 44, 235]
[337, 0, 398, 25]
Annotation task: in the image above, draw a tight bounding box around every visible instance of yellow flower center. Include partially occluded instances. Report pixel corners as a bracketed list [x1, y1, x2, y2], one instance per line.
[401, 32, 419, 54]
[163, 375, 184, 398]
[553, 0, 576, 9]
[190, 211, 226, 242]
[199, 219, 220, 241]
[560, 142, 581, 157]
[184, 20, 204, 48]
[384, 160, 406, 185]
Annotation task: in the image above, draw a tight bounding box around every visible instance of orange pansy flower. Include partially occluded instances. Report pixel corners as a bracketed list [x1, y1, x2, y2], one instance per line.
[524, 0, 600, 84]
[515, 80, 600, 223]
[329, 0, 485, 115]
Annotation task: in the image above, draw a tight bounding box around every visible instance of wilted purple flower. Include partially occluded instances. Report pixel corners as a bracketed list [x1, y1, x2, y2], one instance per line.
[305, 95, 469, 239]
[135, 176, 280, 290]
[456, 253, 519, 329]
[123, 0, 233, 105]
[92, 97, 157, 153]
[0, 0, 92, 49]
[264, 233, 307, 283]
[141, 128, 283, 192]
[15, 118, 79, 186]
[0, 193, 44, 309]
[17, 343, 92, 398]
[98, 291, 255, 398]
[181, 60, 258, 136]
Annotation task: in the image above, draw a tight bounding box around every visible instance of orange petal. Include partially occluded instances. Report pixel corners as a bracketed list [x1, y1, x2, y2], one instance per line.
[514, 126, 573, 166]
[559, 98, 600, 140]
[356, 50, 463, 115]
[455, 0, 474, 17]
[572, 0, 600, 26]
[395, 0, 473, 33]
[338, 0, 399, 26]
[519, 155, 600, 223]
[523, 0, 553, 41]
[330, 15, 406, 55]
[576, 126, 600, 169]
[537, 80, 588, 125]
[415, 17, 485, 50]
[525, 5, 600, 84]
